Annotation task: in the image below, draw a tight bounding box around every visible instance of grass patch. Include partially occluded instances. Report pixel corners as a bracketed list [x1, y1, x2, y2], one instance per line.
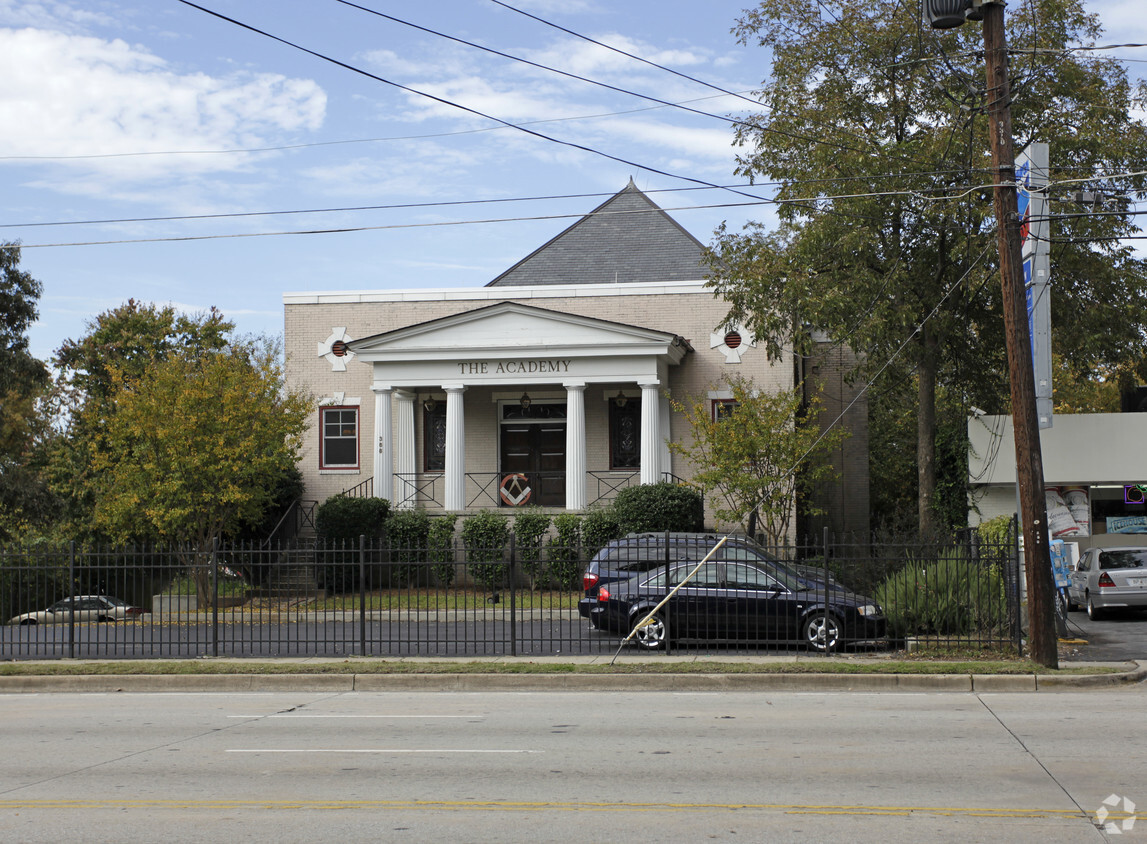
[312, 590, 580, 612]
[0, 658, 1125, 677]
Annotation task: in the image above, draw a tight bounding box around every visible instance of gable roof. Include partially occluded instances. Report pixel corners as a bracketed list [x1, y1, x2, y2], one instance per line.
[486, 179, 707, 287]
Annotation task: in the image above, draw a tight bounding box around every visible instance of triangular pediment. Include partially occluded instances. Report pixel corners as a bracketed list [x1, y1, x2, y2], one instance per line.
[348, 302, 689, 363]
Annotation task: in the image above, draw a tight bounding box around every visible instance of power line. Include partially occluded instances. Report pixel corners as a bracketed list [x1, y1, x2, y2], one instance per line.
[332, 0, 874, 157]
[2, 187, 750, 230]
[489, 0, 901, 162]
[12, 175, 1051, 249]
[489, 0, 763, 109]
[0, 169, 1016, 231]
[0, 92, 747, 162]
[175, 1, 774, 206]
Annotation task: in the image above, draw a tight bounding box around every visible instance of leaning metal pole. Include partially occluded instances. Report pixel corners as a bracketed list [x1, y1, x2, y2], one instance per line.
[981, 1, 1058, 667]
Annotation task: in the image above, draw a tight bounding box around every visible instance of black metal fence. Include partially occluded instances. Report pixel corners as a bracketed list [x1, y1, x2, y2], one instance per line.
[0, 531, 1021, 661]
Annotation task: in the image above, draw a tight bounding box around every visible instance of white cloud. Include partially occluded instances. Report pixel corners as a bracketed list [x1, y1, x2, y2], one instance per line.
[529, 33, 709, 78]
[0, 26, 326, 187]
[0, 0, 113, 29]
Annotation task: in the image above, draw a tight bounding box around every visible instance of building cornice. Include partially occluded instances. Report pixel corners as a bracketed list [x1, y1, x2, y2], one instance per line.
[283, 279, 712, 306]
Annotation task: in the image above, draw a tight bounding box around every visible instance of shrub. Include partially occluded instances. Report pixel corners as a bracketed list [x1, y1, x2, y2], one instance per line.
[314, 496, 390, 592]
[461, 510, 510, 593]
[546, 513, 583, 589]
[386, 510, 431, 586]
[513, 509, 551, 585]
[874, 550, 1007, 640]
[315, 496, 390, 542]
[582, 506, 622, 558]
[975, 514, 1015, 546]
[428, 514, 459, 586]
[613, 482, 703, 534]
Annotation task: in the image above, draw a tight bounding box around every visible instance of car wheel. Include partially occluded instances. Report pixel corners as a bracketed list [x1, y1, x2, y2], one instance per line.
[631, 611, 667, 651]
[803, 611, 841, 652]
[1087, 596, 1106, 621]
[1064, 592, 1079, 612]
[19, 619, 36, 626]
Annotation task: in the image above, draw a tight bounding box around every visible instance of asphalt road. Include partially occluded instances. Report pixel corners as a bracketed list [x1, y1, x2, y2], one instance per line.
[3, 607, 1144, 662]
[1, 687, 1142, 842]
[0, 618, 891, 661]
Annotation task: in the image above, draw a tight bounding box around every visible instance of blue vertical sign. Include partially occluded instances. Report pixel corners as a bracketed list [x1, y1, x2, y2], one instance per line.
[1017, 143, 1053, 429]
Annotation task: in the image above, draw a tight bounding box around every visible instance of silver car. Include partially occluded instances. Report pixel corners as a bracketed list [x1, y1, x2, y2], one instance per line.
[7, 595, 145, 626]
[1067, 547, 1147, 620]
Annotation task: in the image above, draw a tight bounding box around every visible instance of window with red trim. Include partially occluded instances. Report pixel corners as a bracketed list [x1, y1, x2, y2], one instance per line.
[320, 406, 359, 469]
[712, 399, 739, 422]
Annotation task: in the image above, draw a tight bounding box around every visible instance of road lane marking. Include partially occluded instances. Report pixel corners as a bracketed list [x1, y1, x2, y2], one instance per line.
[226, 714, 482, 719]
[226, 748, 540, 753]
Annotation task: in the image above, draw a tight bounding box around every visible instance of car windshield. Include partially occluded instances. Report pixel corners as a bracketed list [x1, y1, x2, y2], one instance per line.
[1099, 550, 1147, 570]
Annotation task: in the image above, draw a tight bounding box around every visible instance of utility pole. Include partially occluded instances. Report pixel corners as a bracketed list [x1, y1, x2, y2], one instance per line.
[926, 0, 1058, 667]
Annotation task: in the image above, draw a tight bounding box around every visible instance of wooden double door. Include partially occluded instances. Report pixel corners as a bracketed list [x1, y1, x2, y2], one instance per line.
[499, 421, 565, 507]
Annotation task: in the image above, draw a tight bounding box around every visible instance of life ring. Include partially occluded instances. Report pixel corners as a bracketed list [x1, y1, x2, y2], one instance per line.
[499, 473, 532, 506]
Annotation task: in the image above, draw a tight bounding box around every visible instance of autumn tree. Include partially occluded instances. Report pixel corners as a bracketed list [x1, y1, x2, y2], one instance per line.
[668, 375, 847, 544]
[709, 0, 1147, 536]
[88, 336, 310, 602]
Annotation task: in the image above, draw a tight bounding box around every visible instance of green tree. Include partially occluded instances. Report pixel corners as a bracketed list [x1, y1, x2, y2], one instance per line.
[668, 375, 847, 544]
[709, 0, 1147, 536]
[87, 336, 310, 602]
[45, 301, 232, 536]
[0, 244, 53, 541]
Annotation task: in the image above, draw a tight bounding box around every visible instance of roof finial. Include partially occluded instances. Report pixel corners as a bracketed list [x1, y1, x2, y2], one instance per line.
[627, 175, 636, 188]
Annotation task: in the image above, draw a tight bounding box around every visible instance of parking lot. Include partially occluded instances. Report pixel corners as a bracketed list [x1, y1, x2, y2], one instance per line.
[1062, 606, 1147, 662]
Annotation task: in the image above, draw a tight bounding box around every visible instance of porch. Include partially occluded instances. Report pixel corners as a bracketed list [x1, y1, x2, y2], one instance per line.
[340, 470, 681, 511]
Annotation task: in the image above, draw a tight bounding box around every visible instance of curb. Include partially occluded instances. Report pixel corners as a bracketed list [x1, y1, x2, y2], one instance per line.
[1, 661, 1142, 693]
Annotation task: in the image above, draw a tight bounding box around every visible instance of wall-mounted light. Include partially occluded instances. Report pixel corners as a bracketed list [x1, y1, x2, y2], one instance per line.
[423, 397, 437, 413]
[520, 392, 532, 410]
[614, 390, 628, 408]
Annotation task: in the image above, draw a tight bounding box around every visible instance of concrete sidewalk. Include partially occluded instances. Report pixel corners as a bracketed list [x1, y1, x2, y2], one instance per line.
[1, 656, 1143, 693]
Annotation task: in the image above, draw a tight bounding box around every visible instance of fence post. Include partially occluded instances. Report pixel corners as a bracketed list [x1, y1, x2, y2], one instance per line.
[509, 533, 517, 657]
[359, 534, 367, 657]
[823, 526, 832, 657]
[663, 531, 671, 656]
[1011, 514, 1023, 654]
[68, 540, 76, 659]
[211, 536, 219, 657]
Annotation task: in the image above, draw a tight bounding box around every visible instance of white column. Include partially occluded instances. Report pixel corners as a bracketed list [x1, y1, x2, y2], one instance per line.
[564, 382, 587, 510]
[639, 381, 661, 485]
[372, 386, 393, 502]
[444, 385, 467, 511]
[394, 390, 416, 509]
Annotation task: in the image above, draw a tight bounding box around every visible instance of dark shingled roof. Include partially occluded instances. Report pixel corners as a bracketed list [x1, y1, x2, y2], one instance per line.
[486, 180, 707, 287]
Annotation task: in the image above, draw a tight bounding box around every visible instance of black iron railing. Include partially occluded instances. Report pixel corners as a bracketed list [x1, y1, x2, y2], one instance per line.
[1, 532, 1021, 660]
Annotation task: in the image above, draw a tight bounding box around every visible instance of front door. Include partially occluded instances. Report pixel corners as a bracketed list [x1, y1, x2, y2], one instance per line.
[500, 407, 565, 507]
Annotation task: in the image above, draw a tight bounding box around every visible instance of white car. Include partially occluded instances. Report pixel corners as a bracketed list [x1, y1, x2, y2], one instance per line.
[7, 595, 146, 626]
[1067, 547, 1147, 620]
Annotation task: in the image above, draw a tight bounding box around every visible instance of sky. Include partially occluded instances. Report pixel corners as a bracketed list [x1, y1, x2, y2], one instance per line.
[3, 0, 1145, 364]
